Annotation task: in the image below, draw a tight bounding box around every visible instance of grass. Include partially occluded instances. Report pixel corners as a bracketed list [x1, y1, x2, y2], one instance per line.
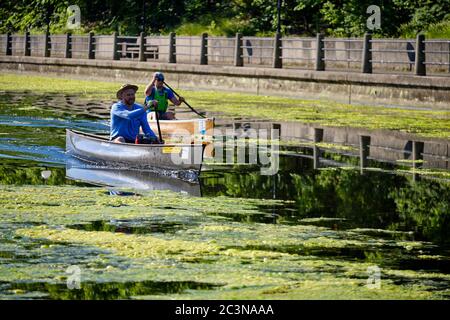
[1, 73, 449, 139]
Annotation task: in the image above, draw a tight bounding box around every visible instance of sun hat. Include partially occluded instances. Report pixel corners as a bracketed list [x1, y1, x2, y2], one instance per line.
[116, 84, 138, 99]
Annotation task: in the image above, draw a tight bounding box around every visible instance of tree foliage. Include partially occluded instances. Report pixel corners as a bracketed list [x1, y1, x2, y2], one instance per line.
[1, 0, 449, 37]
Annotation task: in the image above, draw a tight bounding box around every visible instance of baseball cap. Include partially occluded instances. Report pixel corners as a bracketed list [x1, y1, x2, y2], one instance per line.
[154, 72, 164, 81]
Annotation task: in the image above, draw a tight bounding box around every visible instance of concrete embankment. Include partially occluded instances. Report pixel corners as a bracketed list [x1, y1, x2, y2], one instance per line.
[1, 55, 450, 110]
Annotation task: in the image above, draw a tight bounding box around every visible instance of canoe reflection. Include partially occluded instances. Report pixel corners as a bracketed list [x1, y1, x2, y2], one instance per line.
[65, 160, 201, 196]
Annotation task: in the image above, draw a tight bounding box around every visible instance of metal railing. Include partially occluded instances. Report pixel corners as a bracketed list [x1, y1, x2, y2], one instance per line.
[206, 36, 235, 64]
[322, 38, 363, 65]
[280, 38, 316, 64]
[1, 32, 448, 76]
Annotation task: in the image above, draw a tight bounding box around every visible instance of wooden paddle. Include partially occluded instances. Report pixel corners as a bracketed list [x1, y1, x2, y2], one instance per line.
[163, 81, 206, 118]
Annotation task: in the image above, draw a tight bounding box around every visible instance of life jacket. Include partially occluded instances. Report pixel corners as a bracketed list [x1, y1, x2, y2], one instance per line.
[145, 87, 168, 113]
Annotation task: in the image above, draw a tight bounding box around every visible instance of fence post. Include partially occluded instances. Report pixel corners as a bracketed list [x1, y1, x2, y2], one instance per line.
[112, 32, 119, 60]
[412, 140, 424, 182]
[359, 135, 371, 173]
[200, 32, 208, 65]
[273, 32, 282, 68]
[362, 32, 372, 73]
[315, 33, 325, 71]
[43, 32, 50, 57]
[412, 141, 424, 168]
[6, 32, 12, 55]
[139, 32, 146, 62]
[65, 33, 72, 58]
[234, 33, 243, 67]
[415, 34, 426, 76]
[24, 31, 30, 56]
[88, 32, 95, 59]
[448, 41, 450, 73]
[168, 32, 176, 63]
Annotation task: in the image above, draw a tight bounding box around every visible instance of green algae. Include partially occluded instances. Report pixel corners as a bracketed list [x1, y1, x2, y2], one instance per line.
[1, 184, 450, 299]
[16, 226, 221, 259]
[2, 73, 449, 139]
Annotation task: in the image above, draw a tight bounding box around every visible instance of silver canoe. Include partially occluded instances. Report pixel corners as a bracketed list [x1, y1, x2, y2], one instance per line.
[66, 129, 204, 180]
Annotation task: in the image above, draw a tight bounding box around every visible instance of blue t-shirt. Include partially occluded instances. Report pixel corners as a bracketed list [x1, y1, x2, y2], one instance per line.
[110, 101, 156, 141]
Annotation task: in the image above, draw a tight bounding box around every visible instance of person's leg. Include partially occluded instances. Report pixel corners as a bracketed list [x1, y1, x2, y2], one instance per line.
[160, 112, 175, 120]
[112, 136, 126, 143]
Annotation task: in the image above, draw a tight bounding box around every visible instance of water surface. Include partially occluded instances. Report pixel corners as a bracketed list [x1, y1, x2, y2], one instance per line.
[0, 92, 449, 299]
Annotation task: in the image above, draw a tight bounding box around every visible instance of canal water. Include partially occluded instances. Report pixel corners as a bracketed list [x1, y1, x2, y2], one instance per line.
[0, 92, 449, 299]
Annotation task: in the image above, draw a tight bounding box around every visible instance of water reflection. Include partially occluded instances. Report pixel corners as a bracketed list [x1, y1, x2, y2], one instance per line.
[0, 159, 83, 186]
[66, 159, 202, 196]
[201, 154, 450, 245]
[1, 280, 220, 299]
[67, 219, 188, 235]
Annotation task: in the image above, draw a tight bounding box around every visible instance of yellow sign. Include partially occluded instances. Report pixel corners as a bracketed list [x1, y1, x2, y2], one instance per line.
[162, 147, 182, 154]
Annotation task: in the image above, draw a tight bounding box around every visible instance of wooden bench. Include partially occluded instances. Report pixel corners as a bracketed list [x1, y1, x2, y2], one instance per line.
[144, 45, 159, 59]
[121, 43, 159, 60]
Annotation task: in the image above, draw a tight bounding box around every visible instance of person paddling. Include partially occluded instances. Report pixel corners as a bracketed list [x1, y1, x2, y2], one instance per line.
[110, 84, 160, 144]
[144, 72, 185, 120]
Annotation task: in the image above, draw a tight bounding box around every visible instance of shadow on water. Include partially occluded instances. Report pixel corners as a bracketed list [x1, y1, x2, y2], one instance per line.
[0, 280, 220, 299]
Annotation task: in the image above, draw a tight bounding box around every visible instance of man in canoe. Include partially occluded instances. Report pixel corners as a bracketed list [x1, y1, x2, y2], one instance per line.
[144, 72, 185, 120]
[110, 84, 160, 144]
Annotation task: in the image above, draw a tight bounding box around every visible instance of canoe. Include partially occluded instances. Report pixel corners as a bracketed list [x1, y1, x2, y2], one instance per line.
[144, 117, 215, 158]
[66, 129, 205, 180]
[146, 116, 214, 142]
[66, 159, 201, 196]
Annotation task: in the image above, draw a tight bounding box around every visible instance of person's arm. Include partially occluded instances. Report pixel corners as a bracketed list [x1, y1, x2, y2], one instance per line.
[167, 89, 185, 106]
[111, 104, 148, 120]
[144, 73, 158, 96]
[144, 86, 159, 111]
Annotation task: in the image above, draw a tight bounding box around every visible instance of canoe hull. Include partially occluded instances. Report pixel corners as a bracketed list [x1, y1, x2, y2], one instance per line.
[66, 129, 204, 179]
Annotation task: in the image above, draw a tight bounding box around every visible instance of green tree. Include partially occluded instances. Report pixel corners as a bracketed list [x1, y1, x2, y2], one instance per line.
[0, 0, 70, 33]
